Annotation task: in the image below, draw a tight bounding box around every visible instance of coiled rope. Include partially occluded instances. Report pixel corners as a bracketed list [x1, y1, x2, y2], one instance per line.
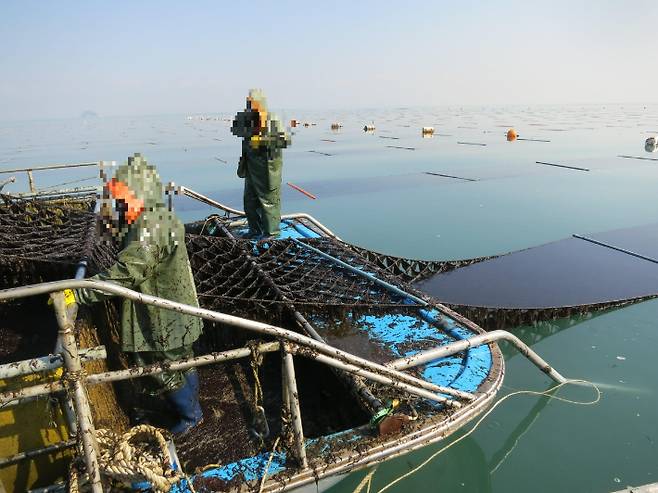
[68, 424, 191, 493]
[353, 380, 601, 493]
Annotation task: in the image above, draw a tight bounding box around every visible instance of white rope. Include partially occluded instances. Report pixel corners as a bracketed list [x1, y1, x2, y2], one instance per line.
[258, 436, 281, 493]
[68, 424, 192, 493]
[353, 466, 378, 493]
[362, 379, 600, 493]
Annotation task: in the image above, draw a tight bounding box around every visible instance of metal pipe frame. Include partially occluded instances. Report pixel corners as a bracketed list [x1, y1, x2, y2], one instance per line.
[51, 292, 103, 493]
[292, 238, 427, 306]
[172, 184, 340, 238]
[0, 280, 468, 408]
[221, 224, 381, 412]
[261, 359, 505, 493]
[282, 346, 308, 468]
[0, 439, 76, 468]
[387, 330, 567, 383]
[0, 346, 106, 380]
[294, 348, 461, 407]
[86, 342, 279, 385]
[11, 186, 100, 200]
[0, 162, 100, 174]
[0, 342, 279, 407]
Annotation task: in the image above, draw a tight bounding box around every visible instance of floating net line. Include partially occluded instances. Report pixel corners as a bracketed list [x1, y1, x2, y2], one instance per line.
[0, 196, 647, 331]
[347, 244, 495, 283]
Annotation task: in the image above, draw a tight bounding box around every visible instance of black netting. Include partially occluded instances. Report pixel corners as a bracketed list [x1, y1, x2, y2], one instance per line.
[347, 243, 494, 283]
[0, 195, 116, 286]
[185, 235, 413, 324]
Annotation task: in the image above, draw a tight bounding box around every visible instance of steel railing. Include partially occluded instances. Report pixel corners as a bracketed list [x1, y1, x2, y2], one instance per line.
[0, 278, 569, 492]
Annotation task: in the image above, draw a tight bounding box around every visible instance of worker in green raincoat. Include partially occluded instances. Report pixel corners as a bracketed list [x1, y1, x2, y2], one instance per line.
[231, 89, 291, 238]
[65, 153, 204, 434]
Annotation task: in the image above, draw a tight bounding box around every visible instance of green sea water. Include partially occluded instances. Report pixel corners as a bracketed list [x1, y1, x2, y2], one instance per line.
[2, 104, 657, 492]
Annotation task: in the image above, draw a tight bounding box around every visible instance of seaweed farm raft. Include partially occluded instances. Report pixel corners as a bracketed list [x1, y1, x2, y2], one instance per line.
[0, 185, 574, 493]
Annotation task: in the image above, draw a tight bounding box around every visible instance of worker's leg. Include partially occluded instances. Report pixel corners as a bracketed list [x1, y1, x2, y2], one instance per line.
[243, 177, 263, 237]
[133, 345, 203, 433]
[258, 187, 281, 237]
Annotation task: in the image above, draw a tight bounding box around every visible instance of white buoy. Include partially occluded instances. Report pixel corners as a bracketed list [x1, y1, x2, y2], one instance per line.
[331, 123, 342, 130]
[645, 136, 657, 153]
[363, 124, 375, 132]
[422, 126, 435, 134]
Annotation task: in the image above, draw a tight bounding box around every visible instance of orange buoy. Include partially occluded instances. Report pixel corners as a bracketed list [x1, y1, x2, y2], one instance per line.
[290, 119, 298, 127]
[506, 128, 517, 142]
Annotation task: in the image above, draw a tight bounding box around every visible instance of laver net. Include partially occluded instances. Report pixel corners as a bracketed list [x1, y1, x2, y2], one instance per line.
[0, 195, 116, 287]
[186, 235, 413, 317]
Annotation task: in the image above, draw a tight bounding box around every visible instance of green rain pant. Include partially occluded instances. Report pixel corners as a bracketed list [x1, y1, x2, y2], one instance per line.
[131, 345, 195, 395]
[244, 175, 281, 236]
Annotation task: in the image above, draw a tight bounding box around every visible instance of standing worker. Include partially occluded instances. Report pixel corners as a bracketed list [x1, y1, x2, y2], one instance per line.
[61, 153, 204, 434]
[231, 89, 291, 238]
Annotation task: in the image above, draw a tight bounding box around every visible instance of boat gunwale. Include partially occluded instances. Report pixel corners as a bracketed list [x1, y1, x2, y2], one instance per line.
[207, 328, 505, 493]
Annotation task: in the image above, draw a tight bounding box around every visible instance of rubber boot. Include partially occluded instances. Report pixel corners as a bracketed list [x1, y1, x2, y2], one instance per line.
[165, 372, 203, 434]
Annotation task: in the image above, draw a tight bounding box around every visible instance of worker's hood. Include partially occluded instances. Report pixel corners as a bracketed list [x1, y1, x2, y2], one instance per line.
[111, 153, 165, 212]
[100, 153, 166, 241]
[247, 88, 268, 114]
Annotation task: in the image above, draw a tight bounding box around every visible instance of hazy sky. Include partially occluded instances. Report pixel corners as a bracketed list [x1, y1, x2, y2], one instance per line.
[1, 1, 657, 120]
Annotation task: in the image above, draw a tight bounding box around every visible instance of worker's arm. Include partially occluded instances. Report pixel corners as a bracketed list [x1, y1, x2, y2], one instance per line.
[74, 240, 160, 305]
[250, 119, 290, 150]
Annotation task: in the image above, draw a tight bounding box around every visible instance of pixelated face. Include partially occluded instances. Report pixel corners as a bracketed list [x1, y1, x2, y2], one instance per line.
[230, 109, 260, 138]
[99, 179, 144, 240]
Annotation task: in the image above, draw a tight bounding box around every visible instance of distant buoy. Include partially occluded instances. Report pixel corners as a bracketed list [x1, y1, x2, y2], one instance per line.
[290, 119, 298, 127]
[331, 123, 342, 130]
[422, 127, 435, 135]
[363, 124, 375, 132]
[645, 136, 658, 153]
[304, 122, 310, 127]
[506, 128, 517, 142]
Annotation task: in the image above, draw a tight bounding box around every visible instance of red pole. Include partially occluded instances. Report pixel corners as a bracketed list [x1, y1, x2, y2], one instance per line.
[287, 182, 317, 200]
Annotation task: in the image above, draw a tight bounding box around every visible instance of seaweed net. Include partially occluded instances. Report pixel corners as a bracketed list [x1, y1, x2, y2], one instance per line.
[347, 243, 494, 283]
[185, 235, 417, 324]
[0, 194, 117, 287]
[0, 196, 635, 332]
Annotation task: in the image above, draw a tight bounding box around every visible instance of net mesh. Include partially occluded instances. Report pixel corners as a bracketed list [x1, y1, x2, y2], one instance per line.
[186, 235, 413, 323]
[0, 196, 637, 330]
[0, 194, 117, 287]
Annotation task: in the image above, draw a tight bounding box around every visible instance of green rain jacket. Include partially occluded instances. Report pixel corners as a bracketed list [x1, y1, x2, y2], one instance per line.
[76, 154, 203, 352]
[238, 92, 291, 235]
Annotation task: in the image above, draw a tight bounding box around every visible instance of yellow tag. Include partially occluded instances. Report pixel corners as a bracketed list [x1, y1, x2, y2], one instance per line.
[250, 135, 261, 149]
[63, 289, 76, 306]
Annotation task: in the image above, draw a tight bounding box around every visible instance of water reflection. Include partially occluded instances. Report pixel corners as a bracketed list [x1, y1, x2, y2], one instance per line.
[488, 392, 551, 475]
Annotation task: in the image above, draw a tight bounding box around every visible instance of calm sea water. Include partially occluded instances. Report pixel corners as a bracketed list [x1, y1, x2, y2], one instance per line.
[2, 104, 658, 492]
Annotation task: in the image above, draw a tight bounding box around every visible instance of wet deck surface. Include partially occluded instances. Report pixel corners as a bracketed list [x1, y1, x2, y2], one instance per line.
[414, 223, 658, 308]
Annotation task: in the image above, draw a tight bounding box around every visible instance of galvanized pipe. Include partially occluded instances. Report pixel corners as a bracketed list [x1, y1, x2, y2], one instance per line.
[0, 176, 15, 192]
[0, 343, 278, 406]
[293, 347, 461, 407]
[0, 162, 99, 174]
[0, 439, 76, 467]
[0, 346, 106, 379]
[282, 346, 308, 468]
[51, 292, 103, 493]
[27, 170, 36, 192]
[0, 280, 464, 407]
[12, 186, 100, 200]
[387, 330, 567, 384]
[292, 238, 427, 305]
[174, 184, 340, 238]
[85, 342, 279, 385]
